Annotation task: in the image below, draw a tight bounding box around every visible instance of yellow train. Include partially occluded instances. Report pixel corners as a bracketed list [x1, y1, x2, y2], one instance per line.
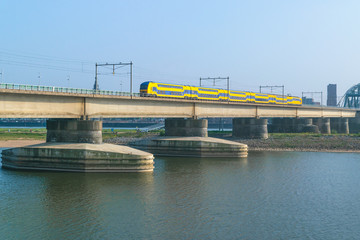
[140, 81, 302, 105]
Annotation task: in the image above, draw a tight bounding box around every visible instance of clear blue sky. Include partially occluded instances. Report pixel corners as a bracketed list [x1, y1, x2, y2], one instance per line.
[1, 0, 360, 102]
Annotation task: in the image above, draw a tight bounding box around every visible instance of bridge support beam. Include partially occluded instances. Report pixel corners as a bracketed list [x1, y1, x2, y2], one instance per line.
[313, 118, 331, 134]
[232, 118, 268, 139]
[331, 118, 349, 134]
[165, 118, 208, 137]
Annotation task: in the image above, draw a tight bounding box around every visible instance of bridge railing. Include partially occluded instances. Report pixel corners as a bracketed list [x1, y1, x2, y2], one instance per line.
[0, 83, 140, 97]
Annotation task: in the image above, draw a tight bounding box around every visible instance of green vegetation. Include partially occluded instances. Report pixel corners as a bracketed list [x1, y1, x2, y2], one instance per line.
[239, 133, 360, 151]
[207, 131, 360, 151]
[2, 128, 360, 152]
[269, 133, 323, 138]
[0, 128, 46, 140]
[208, 130, 232, 138]
[0, 128, 164, 141]
[102, 129, 163, 140]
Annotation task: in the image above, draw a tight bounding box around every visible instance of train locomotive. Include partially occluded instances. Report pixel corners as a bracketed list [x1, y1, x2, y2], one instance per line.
[140, 81, 302, 105]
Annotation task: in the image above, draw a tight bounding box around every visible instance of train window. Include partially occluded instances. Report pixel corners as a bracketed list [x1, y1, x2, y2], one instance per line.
[158, 84, 183, 89]
[198, 88, 218, 93]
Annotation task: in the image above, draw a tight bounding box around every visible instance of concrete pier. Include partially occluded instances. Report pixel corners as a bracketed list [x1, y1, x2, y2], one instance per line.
[269, 118, 294, 133]
[2, 143, 154, 172]
[313, 118, 331, 134]
[269, 118, 319, 134]
[133, 118, 248, 157]
[233, 118, 268, 139]
[297, 118, 320, 133]
[331, 118, 349, 134]
[165, 118, 208, 137]
[46, 119, 102, 144]
[349, 117, 360, 133]
[131, 137, 248, 158]
[2, 119, 154, 172]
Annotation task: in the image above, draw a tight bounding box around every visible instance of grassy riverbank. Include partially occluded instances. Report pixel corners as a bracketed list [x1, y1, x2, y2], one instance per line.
[0, 128, 46, 140]
[0, 128, 162, 141]
[210, 131, 360, 152]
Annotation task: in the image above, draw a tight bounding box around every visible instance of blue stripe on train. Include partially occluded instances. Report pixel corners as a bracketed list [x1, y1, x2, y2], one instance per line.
[151, 87, 299, 103]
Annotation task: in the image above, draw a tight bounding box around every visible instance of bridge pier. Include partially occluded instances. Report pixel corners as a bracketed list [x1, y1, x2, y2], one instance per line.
[269, 118, 320, 134]
[313, 118, 331, 134]
[165, 118, 208, 137]
[330, 118, 349, 134]
[131, 118, 248, 157]
[232, 118, 268, 139]
[296, 118, 320, 133]
[46, 119, 102, 144]
[349, 117, 360, 133]
[2, 119, 154, 172]
[269, 118, 295, 133]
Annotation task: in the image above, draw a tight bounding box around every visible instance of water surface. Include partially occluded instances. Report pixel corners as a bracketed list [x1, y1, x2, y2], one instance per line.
[1, 149, 360, 239]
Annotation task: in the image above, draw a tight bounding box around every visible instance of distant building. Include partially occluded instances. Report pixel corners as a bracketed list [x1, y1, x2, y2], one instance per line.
[327, 84, 337, 106]
[302, 97, 320, 105]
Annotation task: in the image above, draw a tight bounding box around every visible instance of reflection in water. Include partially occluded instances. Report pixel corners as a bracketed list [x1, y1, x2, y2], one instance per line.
[41, 172, 155, 239]
[1, 150, 360, 239]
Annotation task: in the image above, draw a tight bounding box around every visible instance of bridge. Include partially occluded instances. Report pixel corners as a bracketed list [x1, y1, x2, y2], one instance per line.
[0, 82, 358, 138]
[1, 83, 359, 172]
[0, 83, 356, 119]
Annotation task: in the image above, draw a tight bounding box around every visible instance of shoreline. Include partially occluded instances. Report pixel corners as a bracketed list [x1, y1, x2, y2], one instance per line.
[0, 140, 45, 148]
[1, 134, 360, 154]
[248, 147, 360, 153]
[231, 134, 360, 153]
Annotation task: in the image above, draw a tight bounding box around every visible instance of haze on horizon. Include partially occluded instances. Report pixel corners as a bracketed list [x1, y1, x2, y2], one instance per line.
[1, 0, 360, 103]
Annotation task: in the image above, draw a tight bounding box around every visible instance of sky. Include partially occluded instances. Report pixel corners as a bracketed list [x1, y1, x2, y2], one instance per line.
[1, 0, 360, 103]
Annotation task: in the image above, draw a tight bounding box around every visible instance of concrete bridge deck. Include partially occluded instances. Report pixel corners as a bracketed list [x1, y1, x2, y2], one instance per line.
[0, 88, 357, 119]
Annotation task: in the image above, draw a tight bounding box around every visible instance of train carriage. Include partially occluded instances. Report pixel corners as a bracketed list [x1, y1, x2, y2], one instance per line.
[229, 90, 252, 102]
[140, 81, 302, 105]
[287, 96, 302, 105]
[254, 93, 271, 104]
[196, 87, 220, 101]
[140, 82, 187, 98]
[274, 95, 287, 104]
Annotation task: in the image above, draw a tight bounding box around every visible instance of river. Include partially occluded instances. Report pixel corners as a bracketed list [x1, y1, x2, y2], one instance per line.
[1, 149, 360, 239]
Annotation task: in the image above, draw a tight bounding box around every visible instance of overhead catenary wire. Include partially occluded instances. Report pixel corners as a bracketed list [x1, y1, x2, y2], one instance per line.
[0, 49, 200, 84]
[0, 49, 94, 64]
[1, 49, 250, 93]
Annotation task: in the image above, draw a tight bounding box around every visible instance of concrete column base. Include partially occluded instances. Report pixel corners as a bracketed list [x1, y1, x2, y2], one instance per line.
[349, 118, 360, 133]
[1, 143, 154, 172]
[131, 136, 248, 158]
[331, 118, 349, 134]
[165, 118, 208, 137]
[269, 118, 296, 133]
[295, 118, 319, 133]
[313, 118, 331, 134]
[2, 118, 155, 172]
[233, 118, 268, 139]
[270, 118, 320, 133]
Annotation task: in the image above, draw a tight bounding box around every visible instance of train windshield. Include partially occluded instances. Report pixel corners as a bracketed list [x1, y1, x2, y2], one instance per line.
[140, 82, 151, 90]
